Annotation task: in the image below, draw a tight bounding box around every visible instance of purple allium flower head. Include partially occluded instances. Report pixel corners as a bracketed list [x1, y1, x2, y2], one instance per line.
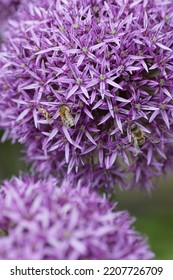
[0, 175, 154, 260]
[0, 0, 173, 190]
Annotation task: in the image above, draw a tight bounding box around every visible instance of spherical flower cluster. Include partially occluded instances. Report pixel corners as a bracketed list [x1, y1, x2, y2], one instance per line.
[0, 0, 173, 190]
[0, 175, 154, 260]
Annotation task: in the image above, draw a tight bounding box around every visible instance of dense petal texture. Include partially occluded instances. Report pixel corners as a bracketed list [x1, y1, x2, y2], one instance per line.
[0, 0, 173, 190]
[0, 175, 154, 260]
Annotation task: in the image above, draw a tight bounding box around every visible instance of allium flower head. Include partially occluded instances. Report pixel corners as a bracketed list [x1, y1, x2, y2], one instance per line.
[0, 0, 173, 190]
[0, 175, 154, 260]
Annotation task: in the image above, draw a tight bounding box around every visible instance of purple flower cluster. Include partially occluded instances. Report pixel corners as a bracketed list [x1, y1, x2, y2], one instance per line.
[0, 175, 154, 260]
[0, 0, 173, 190]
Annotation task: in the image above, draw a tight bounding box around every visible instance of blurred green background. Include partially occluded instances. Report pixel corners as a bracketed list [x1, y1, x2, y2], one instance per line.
[0, 135, 173, 259]
[116, 177, 173, 260]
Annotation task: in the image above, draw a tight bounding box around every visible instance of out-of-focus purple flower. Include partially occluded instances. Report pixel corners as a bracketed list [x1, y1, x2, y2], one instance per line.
[0, 0, 173, 190]
[0, 0, 21, 39]
[0, 175, 154, 260]
[0, 0, 20, 18]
